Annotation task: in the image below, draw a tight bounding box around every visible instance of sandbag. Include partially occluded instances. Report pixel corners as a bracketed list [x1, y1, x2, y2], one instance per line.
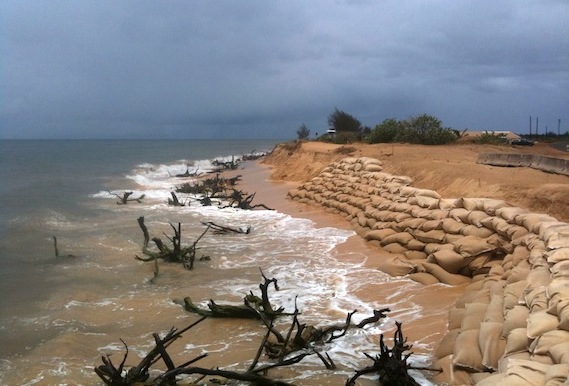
[503, 305, 530, 338]
[544, 364, 569, 386]
[441, 218, 465, 234]
[376, 255, 416, 277]
[404, 250, 428, 260]
[461, 225, 496, 238]
[405, 238, 426, 251]
[420, 219, 443, 231]
[527, 311, 560, 339]
[419, 262, 471, 286]
[479, 321, 506, 371]
[381, 242, 409, 254]
[429, 249, 471, 274]
[484, 294, 505, 323]
[407, 272, 439, 285]
[453, 329, 484, 371]
[467, 210, 491, 227]
[505, 328, 530, 355]
[549, 342, 569, 364]
[435, 328, 460, 359]
[380, 231, 414, 246]
[503, 276, 527, 306]
[433, 354, 473, 386]
[412, 229, 446, 244]
[529, 330, 569, 356]
[364, 228, 397, 242]
[462, 303, 489, 330]
[547, 248, 569, 264]
[452, 236, 496, 257]
[448, 307, 466, 330]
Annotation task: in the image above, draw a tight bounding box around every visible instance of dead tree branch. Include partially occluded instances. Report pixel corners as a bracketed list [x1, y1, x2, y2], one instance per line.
[135, 217, 211, 270]
[108, 191, 145, 205]
[345, 321, 424, 386]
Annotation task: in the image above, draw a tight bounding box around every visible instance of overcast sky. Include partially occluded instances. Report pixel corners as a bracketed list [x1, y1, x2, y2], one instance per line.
[1, 1, 567, 139]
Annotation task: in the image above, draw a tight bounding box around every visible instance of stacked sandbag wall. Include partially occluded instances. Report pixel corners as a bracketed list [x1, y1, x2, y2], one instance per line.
[287, 156, 569, 385]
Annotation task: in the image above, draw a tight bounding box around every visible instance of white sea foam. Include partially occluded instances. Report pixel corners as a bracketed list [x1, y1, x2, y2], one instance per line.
[54, 152, 436, 384]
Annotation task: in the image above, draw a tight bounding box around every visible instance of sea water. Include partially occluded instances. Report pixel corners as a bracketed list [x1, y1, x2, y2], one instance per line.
[0, 139, 436, 385]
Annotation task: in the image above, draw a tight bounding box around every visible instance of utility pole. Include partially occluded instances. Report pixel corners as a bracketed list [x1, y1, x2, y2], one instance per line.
[536, 117, 539, 136]
[559, 119, 561, 136]
[529, 116, 532, 136]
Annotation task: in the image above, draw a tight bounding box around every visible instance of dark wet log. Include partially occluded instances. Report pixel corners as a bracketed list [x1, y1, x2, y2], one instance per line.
[53, 235, 59, 257]
[345, 322, 426, 386]
[135, 217, 210, 270]
[108, 191, 145, 205]
[174, 167, 200, 177]
[223, 190, 274, 210]
[167, 192, 186, 206]
[179, 272, 287, 320]
[181, 297, 261, 319]
[201, 221, 251, 234]
[52, 235, 76, 258]
[210, 155, 240, 172]
[95, 316, 208, 385]
[96, 316, 298, 386]
[265, 308, 390, 360]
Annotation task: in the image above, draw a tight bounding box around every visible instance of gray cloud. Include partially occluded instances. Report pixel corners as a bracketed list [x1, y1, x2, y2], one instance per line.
[1, 0, 567, 138]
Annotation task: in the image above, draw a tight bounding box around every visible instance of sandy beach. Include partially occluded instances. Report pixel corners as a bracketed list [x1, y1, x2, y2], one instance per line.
[243, 140, 569, 385]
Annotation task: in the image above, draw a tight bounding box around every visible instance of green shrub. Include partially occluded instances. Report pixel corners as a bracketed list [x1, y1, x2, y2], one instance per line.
[368, 118, 400, 143]
[396, 114, 457, 145]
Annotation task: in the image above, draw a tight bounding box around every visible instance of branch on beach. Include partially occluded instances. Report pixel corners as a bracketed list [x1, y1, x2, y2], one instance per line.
[167, 192, 186, 206]
[222, 190, 274, 210]
[52, 235, 76, 258]
[135, 217, 211, 270]
[108, 191, 145, 205]
[176, 270, 288, 321]
[345, 321, 440, 386]
[201, 221, 251, 234]
[95, 315, 297, 386]
[95, 267, 426, 385]
[264, 306, 391, 361]
[174, 167, 201, 178]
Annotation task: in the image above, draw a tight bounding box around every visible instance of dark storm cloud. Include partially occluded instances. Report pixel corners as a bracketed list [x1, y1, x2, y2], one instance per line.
[1, 0, 567, 138]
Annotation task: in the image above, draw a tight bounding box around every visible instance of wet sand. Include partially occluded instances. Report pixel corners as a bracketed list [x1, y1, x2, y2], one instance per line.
[227, 161, 465, 355]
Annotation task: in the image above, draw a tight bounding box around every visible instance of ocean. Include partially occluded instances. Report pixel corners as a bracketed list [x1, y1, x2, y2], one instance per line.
[0, 139, 437, 385]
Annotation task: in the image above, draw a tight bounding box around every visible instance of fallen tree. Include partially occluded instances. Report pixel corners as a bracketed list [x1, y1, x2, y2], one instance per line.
[177, 271, 287, 321]
[346, 321, 434, 386]
[136, 217, 210, 270]
[108, 191, 145, 205]
[96, 272, 432, 385]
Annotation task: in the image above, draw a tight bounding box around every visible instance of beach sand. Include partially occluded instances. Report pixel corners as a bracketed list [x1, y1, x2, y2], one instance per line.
[234, 140, 569, 384]
[225, 160, 465, 356]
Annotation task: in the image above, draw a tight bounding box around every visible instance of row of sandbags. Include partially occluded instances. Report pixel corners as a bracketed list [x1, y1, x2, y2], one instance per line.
[287, 156, 569, 385]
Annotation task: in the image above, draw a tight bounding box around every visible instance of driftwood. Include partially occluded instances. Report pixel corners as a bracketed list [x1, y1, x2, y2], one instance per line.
[175, 174, 239, 200]
[167, 192, 186, 206]
[108, 191, 145, 205]
[52, 235, 76, 258]
[96, 268, 426, 385]
[136, 217, 210, 270]
[201, 221, 251, 234]
[210, 155, 240, 173]
[223, 190, 274, 210]
[178, 271, 287, 321]
[174, 167, 200, 178]
[345, 321, 435, 386]
[264, 306, 391, 361]
[95, 315, 298, 386]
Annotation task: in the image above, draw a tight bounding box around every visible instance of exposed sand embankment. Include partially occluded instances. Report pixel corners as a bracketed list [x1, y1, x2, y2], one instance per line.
[259, 141, 569, 385]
